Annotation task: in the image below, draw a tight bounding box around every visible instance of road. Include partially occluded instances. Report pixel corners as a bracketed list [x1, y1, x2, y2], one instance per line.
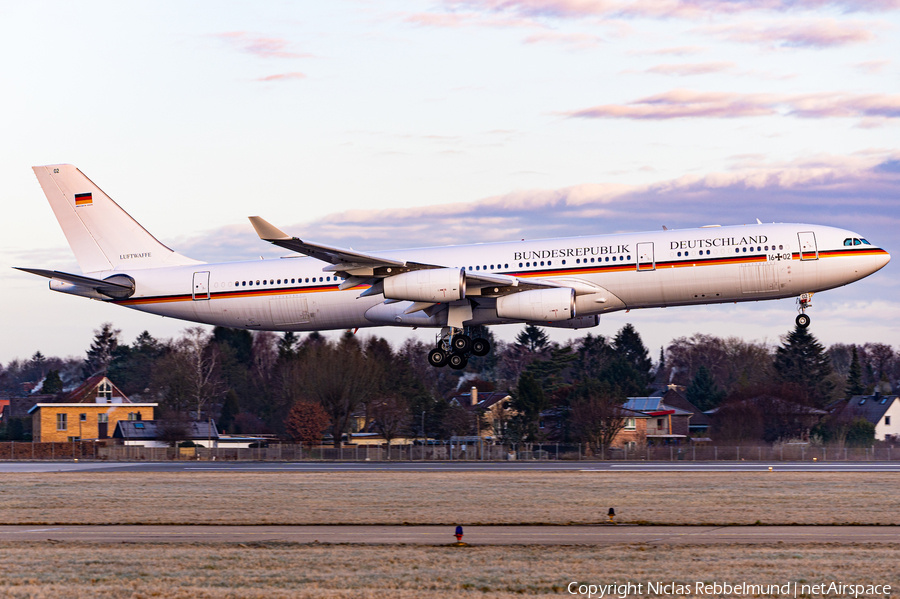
[0, 524, 896, 545]
[1, 461, 899, 473]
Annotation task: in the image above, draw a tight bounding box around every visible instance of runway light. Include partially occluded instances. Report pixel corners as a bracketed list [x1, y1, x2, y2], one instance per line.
[813, 457, 817, 461]
[768, 466, 773, 471]
[608, 508, 616, 523]
[455, 525, 463, 543]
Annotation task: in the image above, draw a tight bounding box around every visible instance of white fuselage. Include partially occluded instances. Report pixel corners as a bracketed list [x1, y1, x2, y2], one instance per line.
[83, 223, 889, 332]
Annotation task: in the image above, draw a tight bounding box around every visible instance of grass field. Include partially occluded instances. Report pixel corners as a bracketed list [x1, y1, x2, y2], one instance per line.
[1, 471, 898, 525]
[0, 542, 896, 598]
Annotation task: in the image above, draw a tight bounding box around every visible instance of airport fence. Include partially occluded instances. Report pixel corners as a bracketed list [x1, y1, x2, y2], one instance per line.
[0, 441, 898, 461]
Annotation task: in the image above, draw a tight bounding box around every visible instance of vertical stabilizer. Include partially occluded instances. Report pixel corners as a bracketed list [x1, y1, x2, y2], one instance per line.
[32, 164, 202, 273]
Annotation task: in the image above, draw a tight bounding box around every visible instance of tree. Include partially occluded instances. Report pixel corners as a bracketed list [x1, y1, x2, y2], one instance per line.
[285, 401, 330, 448]
[612, 324, 653, 387]
[515, 324, 549, 353]
[156, 415, 190, 448]
[510, 372, 546, 441]
[218, 389, 240, 434]
[40, 370, 63, 394]
[773, 325, 835, 407]
[298, 340, 376, 448]
[845, 346, 865, 397]
[686, 365, 726, 411]
[370, 394, 410, 457]
[83, 323, 120, 378]
[569, 379, 628, 459]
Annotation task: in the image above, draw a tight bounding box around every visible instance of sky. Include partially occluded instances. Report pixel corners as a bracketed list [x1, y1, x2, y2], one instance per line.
[1, 0, 898, 364]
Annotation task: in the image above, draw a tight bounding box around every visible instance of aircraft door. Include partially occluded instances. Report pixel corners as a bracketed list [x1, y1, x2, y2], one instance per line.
[192, 271, 210, 300]
[798, 232, 818, 261]
[636, 242, 655, 271]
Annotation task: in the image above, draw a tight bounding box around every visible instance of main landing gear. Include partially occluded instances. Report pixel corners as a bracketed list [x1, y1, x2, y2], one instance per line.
[795, 292, 813, 329]
[427, 327, 491, 370]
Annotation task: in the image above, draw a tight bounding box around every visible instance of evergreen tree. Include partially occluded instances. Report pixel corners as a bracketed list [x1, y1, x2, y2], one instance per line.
[515, 324, 549, 353]
[685, 365, 726, 411]
[511, 371, 547, 441]
[212, 327, 254, 366]
[83, 323, 120, 378]
[655, 346, 666, 383]
[845, 346, 865, 397]
[219, 389, 240, 433]
[277, 332, 300, 362]
[612, 324, 653, 386]
[773, 324, 835, 407]
[40, 370, 63, 394]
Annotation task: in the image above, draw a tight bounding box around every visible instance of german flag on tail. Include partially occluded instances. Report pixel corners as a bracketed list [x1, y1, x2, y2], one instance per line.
[74, 192, 92, 207]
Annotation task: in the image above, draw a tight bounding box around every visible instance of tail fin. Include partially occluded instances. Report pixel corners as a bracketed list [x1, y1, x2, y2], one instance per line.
[32, 164, 202, 273]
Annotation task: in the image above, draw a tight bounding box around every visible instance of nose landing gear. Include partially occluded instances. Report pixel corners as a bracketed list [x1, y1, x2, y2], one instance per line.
[795, 293, 813, 329]
[429, 327, 491, 369]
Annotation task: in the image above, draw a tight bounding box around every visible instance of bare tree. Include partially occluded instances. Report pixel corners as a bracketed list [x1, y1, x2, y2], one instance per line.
[160, 327, 224, 420]
[298, 340, 376, 448]
[370, 394, 410, 458]
[569, 380, 628, 459]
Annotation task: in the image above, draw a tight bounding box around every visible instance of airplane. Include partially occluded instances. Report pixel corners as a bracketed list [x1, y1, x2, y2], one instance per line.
[17, 164, 891, 369]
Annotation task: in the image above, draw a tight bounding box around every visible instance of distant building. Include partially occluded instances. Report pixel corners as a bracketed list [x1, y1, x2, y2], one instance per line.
[113, 420, 219, 447]
[831, 394, 900, 442]
[27, 375, 157, 442]
[450, 387, 513, 438]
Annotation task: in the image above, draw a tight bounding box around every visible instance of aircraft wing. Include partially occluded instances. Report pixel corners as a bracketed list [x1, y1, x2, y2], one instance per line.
[14, 267, 135, 295]
[249, 216, 564, 296]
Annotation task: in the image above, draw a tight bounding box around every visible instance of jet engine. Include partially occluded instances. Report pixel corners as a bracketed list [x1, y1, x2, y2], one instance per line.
[383, 268, 466, 303]
[496, 287, 575, 321]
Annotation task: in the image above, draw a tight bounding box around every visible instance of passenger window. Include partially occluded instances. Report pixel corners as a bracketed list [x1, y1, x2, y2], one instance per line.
[706, 250, 710, 255]
[320, 277, 323, 282]
[685, 252, 689, 257]
[476, 266, 480, 270]
[612, 256, 617, 261]
[779, 245, 783, 250]
[742, 248, 747, 253]
[735, 248, 740, 253]
[547, 261, 551, 266]
[235, 281, 239, 286]
[483, 265, 487, 270]
[677, 252, 681, 257]
[504, 264, 508, 268]
[305, 278, 309, 283]
[540, 261, 544, 266]
[490, 265, 494, 269]
[605, 257, 609, 262]
[628, 255, 631, 259]
[561, 260, 566, 265]
[518, 263, 523, 268]
[590, 258, 595, 263]
[242, 281, 246, 286]
[576, 259, 581, 264]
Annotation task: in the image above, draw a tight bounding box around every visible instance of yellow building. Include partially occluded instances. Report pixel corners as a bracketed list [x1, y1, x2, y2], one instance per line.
[28, 375, 157, 442]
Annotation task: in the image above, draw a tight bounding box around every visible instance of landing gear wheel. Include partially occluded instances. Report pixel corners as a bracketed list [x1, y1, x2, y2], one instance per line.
[471, 338, 490, 357]
[448, 353, 468, 370]
[451, 334, 472, 354]
[428, 348, 449, 367]
[796, 314, 811, 329]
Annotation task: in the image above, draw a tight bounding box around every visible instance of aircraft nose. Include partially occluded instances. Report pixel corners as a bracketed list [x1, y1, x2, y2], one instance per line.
[872, 250, 890, 272]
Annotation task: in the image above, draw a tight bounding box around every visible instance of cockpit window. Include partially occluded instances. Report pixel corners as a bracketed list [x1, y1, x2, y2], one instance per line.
[844, 238, 853, 246]
[861, 238, 871, 245]
[853, 238, 862, 246]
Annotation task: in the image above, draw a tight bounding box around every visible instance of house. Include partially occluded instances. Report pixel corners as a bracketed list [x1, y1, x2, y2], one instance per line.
[450, 387, 513, 438]
[28, 375, 156, 442]
[651, 386, 710, 435]
[832, 394, 900, 441]
[705, 396, 827, 442]
[113, 420, 219, 447]
[621, 397, 693, 446]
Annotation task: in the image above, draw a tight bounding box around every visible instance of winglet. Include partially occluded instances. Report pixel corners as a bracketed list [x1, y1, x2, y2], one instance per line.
[248, 216, 291, 241]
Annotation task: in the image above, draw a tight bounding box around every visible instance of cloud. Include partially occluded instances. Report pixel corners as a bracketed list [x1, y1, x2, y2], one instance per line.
[213, 32, 310, 59]
[172, 151, 900, 262]
[562, 90, 900, 122]
[852, 59, 890, 74]
[700, 19, 877, 48]
[440, 0, 900, 21]
[641, 61, 736, 75]
[255, 72, 307, 82]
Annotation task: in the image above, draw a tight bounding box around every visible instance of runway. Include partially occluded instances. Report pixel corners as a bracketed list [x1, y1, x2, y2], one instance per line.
[2, 461, 899, 473]
[0, 525, 896, 545]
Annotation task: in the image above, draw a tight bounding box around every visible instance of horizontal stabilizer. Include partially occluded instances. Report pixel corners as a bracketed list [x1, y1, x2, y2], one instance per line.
[15, 267, 135, 298]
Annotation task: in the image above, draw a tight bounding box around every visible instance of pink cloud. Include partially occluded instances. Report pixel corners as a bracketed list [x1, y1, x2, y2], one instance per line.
[443, 0, 900, 21]
[213, 32, 310, 59]
[255, 72, 307, 82]
[701, 19, 877, 48]
[563, 90, 900, 121]
[852, 59, 890, 74]
[643, 61, 735, 75]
